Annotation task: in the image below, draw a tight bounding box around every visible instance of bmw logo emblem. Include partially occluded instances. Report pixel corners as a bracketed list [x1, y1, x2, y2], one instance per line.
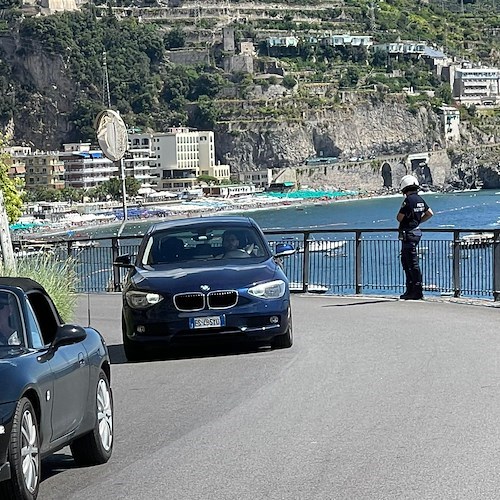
[200, 285, 211, 292]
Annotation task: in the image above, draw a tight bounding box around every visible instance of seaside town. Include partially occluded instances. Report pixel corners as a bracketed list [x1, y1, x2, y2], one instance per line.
[3, 127, 370, 241]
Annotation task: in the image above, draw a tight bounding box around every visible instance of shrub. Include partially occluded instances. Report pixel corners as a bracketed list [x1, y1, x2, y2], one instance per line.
[1, 253, 78, 322]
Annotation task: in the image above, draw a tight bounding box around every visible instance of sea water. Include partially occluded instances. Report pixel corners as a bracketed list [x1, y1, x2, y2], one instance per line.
[248, 189, 500, 231]
[72, 189, 500, 239]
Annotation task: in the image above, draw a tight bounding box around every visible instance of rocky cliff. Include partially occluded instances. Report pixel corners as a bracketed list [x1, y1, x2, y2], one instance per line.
[1, 32, 500, 191]
[215, 94, 443, 171]
[214, 93, 500, 191]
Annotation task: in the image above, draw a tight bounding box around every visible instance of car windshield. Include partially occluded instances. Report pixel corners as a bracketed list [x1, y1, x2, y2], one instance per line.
[0, 291, 24, 348]
[142, 225, 269, 266]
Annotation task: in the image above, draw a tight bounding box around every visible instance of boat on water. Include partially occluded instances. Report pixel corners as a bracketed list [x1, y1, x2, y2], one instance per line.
[458, 232, 495, 248]
[298, 240, 346, 253]
[289, 282, 329, 293]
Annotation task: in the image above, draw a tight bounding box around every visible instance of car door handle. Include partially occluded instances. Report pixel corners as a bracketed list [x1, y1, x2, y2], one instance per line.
[78, 352, 85, 366]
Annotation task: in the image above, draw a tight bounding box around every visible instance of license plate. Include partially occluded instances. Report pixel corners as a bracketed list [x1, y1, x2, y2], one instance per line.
[189, 315, 225, 329]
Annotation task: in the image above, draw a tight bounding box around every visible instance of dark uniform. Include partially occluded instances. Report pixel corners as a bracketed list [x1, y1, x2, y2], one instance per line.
[398, 192, 430, 299]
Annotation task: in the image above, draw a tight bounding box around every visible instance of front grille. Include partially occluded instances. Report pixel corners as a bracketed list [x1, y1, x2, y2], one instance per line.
[174, 292, 205, 312]
[208, 290, 238, 309]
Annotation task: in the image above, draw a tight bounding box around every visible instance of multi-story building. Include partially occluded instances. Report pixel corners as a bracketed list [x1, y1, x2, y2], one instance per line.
[3, 146, 29, 186]
[24, 152, 65, 191]
[151, 128, 230, 191]
[372, 41, 426, 57]
[236, 169, 272, 189]
[125, 133, 158, 193]
[452, 67, 500, 105]
[322, 34, 373, 48]
[61, 142, 117, 190]
[3, 146, 65, 191]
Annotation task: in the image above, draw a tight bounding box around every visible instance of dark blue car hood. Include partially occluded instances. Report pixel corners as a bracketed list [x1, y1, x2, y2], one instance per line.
[129, 259, 283, 294]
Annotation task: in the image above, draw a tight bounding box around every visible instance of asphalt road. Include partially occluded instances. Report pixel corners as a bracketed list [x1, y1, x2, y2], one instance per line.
[38, 294, 500, 500]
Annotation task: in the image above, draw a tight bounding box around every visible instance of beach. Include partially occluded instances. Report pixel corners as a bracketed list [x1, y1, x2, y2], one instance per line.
[13, 188, 392, 241]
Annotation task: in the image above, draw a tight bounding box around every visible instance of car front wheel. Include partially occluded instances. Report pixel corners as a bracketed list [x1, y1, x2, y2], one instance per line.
[0, 397, 40, 500]
[70, 371, 113, 466]
[122, 316, 148, 362]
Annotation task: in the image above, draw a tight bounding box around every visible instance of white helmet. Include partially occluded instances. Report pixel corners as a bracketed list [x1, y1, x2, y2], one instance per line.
[400, 175, 419, 193]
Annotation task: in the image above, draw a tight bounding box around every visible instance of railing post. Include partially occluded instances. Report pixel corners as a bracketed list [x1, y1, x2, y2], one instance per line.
[452, 230, 461, 298]
[355, 230, 362, 294]
[303, 232, 310, 293]
[111, 237, 121, 292]
[494, 230, 500, 302]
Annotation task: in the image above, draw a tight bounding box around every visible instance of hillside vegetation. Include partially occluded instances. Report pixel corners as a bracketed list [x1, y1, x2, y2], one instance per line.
[0, 0, 500, 148]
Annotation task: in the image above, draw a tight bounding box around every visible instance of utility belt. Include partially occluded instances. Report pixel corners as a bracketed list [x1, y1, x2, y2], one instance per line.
[398, 228, 421, 241]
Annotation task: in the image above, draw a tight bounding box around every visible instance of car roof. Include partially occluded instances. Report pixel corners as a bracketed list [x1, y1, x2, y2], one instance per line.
[0, 277, 47, 294]
[146, 216, 258, 234]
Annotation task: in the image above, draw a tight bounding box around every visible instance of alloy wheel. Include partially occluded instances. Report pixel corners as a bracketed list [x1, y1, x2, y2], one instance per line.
[97, 378, 113, 451]
[20, 409, 39, 494]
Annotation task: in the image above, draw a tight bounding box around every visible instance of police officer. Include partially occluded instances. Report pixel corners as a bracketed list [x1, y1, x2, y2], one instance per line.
[396, 175, 434, 300]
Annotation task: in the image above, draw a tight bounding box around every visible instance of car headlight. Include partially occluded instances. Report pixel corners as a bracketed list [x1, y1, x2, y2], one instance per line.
[125, 291, 164, 309]
[248, 280, 286, 299]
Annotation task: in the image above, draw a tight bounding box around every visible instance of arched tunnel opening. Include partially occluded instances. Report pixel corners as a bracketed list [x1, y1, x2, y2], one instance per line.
[381, 162, 392, 188]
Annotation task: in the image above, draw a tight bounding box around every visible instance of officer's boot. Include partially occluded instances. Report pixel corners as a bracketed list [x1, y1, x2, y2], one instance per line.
[407, 283, 423, 300]
[399, 283, 414, 300]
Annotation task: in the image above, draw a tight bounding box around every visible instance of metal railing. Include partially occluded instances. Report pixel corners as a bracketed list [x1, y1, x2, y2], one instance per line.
[16, 228, 500, 301]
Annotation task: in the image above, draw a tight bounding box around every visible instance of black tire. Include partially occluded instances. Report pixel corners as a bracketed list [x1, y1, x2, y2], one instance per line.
[122, 317, 147, 362]
[272, 326, 293, 349]
[0, 397, 40, 500]
[70, 371, 113, 466]
[272, 308, 293, 349]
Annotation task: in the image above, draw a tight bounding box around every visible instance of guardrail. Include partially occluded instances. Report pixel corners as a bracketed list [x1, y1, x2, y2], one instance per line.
[16, 228, 500, 301]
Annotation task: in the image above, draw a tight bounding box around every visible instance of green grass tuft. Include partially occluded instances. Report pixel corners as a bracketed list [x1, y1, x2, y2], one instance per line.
[1, 254, 78, 323]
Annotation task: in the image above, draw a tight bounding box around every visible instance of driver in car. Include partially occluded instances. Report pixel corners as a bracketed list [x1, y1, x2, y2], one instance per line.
[0, 293, 21, 346]
[217, 231, 253, 258]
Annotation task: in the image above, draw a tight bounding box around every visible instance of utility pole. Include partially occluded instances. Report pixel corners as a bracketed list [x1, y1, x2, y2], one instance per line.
[368, 1, 376, 32]
[0, 190, 16, 272]
[102, 51, 111, 108]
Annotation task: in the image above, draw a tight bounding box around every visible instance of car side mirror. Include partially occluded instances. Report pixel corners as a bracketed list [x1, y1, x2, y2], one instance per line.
[114, 254, 133, 267]
[274, 243, 296, 257]
[37, 324, 87, 362]
[52, 324, 87, 349]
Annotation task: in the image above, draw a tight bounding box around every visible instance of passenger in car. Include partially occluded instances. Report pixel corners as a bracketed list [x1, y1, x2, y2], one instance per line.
[152, 237, 185, 264]
[217, 231, 251, 258]
[0, 293, 22, 346]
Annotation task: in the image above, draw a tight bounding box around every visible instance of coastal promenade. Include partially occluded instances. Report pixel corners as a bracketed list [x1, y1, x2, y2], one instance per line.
[39, 292, 499, 499]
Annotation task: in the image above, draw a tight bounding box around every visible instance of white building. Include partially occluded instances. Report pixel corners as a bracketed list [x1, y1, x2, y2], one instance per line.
[322, 34, 373, 48]
[236, 169, 272, 188]
[453, 67, 500, 105]
[151, 128, 230, 191]
[125, 133, 158, 192]
[61, 143, 117, 190]
[439, 106, 461, 143]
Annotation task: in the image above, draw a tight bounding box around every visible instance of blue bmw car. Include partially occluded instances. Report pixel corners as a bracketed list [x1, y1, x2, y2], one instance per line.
[115, 216, 294, 361]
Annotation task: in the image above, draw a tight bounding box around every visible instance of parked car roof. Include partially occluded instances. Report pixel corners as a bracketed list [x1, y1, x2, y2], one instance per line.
[0, 276, 47, 294]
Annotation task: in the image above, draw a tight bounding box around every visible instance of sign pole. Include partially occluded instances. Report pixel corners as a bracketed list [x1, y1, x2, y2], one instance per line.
[120, 156, 127, 225]
[0, 190, 16, 271]
[95, 109, 128, 236]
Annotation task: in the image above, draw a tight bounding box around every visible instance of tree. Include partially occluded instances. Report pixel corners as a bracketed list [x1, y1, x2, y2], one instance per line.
[164, 27, 185, 49]
[436, 84, 453, 105]
[125, 176, 141, 198]
[198, 175, 218, 185]
[99, 176, 141, 201]
[0, 134, 23, 224]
